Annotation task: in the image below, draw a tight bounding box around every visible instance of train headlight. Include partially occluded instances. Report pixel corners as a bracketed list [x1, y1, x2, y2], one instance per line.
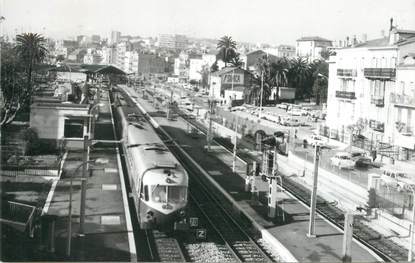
[146, 211, 154, 220]
[179, 209, 186, 218]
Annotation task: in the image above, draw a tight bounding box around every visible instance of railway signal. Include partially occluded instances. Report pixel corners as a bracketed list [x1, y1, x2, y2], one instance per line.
[189, 217, 199, 227]
[196, 229, 207, 240]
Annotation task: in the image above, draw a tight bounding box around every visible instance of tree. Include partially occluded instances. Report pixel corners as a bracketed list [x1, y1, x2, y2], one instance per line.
[251, 54, 273, 106]
[310, 60, 329, 105]
[270, 58, 289, 104]
[56, 54, 65, 62]
[198, 64, 210, 90]
[1, 42, 27, 126]
[210, 60, 219, 72]
[320, 49, 334, 60]
[287, 57, 311, 99]
[14, 33, 48, 101]
[217, 36, 237, 66]
[229, 54, 244, 68]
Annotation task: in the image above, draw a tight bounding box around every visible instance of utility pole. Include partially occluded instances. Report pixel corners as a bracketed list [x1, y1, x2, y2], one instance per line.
[308, 144, 321, 237]
[79, 134, 90, 236]
[342, 213, 354, 263]
[259, 70, 264, 120]
[232, 117, 238, 172]
[207, 100, 215, 151]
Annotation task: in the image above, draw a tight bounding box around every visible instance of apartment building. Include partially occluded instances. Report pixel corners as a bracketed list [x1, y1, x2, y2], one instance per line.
[325, 22, 415, 160]
[296, 36, 332, 61]
[159, 34, 188, 50]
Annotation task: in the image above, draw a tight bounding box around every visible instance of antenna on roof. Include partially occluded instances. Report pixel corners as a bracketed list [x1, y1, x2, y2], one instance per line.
[390, 17, 394, 31]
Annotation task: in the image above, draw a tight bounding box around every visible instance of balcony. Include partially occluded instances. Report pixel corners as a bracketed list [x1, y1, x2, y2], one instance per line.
[390, 93, 415, 108]
[364, 68, 396, 79]
[394, 123, 415, 149]
[370, 97, 385, 107]
[337, 69, 357, 78]
[335, 91, 356, 100]
[369, 120, 384, 132]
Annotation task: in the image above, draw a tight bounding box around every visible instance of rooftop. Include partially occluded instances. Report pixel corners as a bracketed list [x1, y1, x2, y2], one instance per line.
[353, 37, 390, 48]
[211, 66, 249, 76]
[297, 36, 332, 42]
[50, 63, 126, 75]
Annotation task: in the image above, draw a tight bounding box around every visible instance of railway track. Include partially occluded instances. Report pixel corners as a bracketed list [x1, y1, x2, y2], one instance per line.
[131, 88, 273, 262]
[188, 181, 270, 262]
[145, 230, 186, 262]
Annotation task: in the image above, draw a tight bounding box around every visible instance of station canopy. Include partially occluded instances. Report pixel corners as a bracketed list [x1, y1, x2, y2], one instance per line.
[49, 63, 126, 75]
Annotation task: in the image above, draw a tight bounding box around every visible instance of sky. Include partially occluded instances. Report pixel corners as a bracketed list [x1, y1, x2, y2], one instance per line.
[1, 0, 415, 45]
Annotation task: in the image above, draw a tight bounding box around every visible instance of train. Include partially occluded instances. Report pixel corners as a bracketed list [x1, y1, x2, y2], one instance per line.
[114, 87, 189, 230]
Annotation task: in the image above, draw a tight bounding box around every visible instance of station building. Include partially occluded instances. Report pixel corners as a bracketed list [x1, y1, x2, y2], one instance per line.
[209, 67, 255, 105]
[325, 21, 415, 161]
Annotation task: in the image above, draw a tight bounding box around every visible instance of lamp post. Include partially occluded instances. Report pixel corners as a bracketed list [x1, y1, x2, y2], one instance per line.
[308, 144, 321, 237]
[0, 16, 5, 108]
[408, 185, 415, 262]
[66, 160, 95, 257]
[232, 117, 239, 172]
[79, 102, 104, 235]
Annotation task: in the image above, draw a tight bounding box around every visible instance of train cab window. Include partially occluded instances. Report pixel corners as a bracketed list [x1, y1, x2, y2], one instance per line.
[144, 185, 149, 201]
[151, 185, 167, 203]
[168, 186, 187, 203]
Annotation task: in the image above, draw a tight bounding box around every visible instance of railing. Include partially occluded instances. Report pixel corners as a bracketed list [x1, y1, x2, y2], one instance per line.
[390, 93, 415, 107]
[370, 97, 385, 107]
[335, 90, 356, 99]
[364, 68, 396, 79]
[337, 69, 357, 77]
[369, 120, 385, 132]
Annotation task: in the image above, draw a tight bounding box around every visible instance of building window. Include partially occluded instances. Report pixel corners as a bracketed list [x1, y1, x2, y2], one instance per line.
[64, 119, 84, 138]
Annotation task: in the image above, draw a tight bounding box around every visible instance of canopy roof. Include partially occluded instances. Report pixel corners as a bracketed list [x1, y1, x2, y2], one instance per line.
[50, 63, 126, 75]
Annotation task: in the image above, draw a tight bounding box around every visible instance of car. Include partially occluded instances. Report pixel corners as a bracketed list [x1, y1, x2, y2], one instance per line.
[277, 103, 289, 110]
[378, 166, 415, 192]
[350, 151, 372, 168]
[280, 117, 301, 127]
[288, 108, 302, 116]
[305, 134, 327, 147]
[230, 106, 247, 112]
[330, 152, 355, 169]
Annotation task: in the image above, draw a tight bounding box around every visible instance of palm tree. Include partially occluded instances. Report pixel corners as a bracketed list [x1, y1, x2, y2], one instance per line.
[271, 58, 289, 104]
[217, 36, 237, 66]
[287, 57, 311, 99]
[229, 54, 244, 68]
[14, 33, 48, 104]
[250, 55, 273, 106]
[310, 60, 329, 105]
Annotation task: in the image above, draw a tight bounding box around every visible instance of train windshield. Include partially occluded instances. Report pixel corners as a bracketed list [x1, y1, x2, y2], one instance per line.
[151, 185, 187, 204]
[168, 186, 187, 203]
[151, 185, 167, 203]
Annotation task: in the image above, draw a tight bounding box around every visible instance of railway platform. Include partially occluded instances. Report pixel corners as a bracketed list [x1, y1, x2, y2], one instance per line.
[41, 89, 136, 261]
[124, 85, 381, 262]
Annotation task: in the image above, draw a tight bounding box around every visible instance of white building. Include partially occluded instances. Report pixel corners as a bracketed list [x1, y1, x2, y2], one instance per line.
[188, 58, 204, 81]
[325, 23, 415, 160]
[296, 36, 332, 61]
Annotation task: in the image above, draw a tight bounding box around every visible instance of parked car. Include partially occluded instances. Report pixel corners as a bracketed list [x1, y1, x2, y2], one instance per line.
[277, 103, 289, 110]
[280, 116, 302, 127]
[350, 151, 372, 168]
[289, 108, 303, 116]
[305, 134, 328, 147]
[330, 152, 355, 169]
[377, 166, 415, 192]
